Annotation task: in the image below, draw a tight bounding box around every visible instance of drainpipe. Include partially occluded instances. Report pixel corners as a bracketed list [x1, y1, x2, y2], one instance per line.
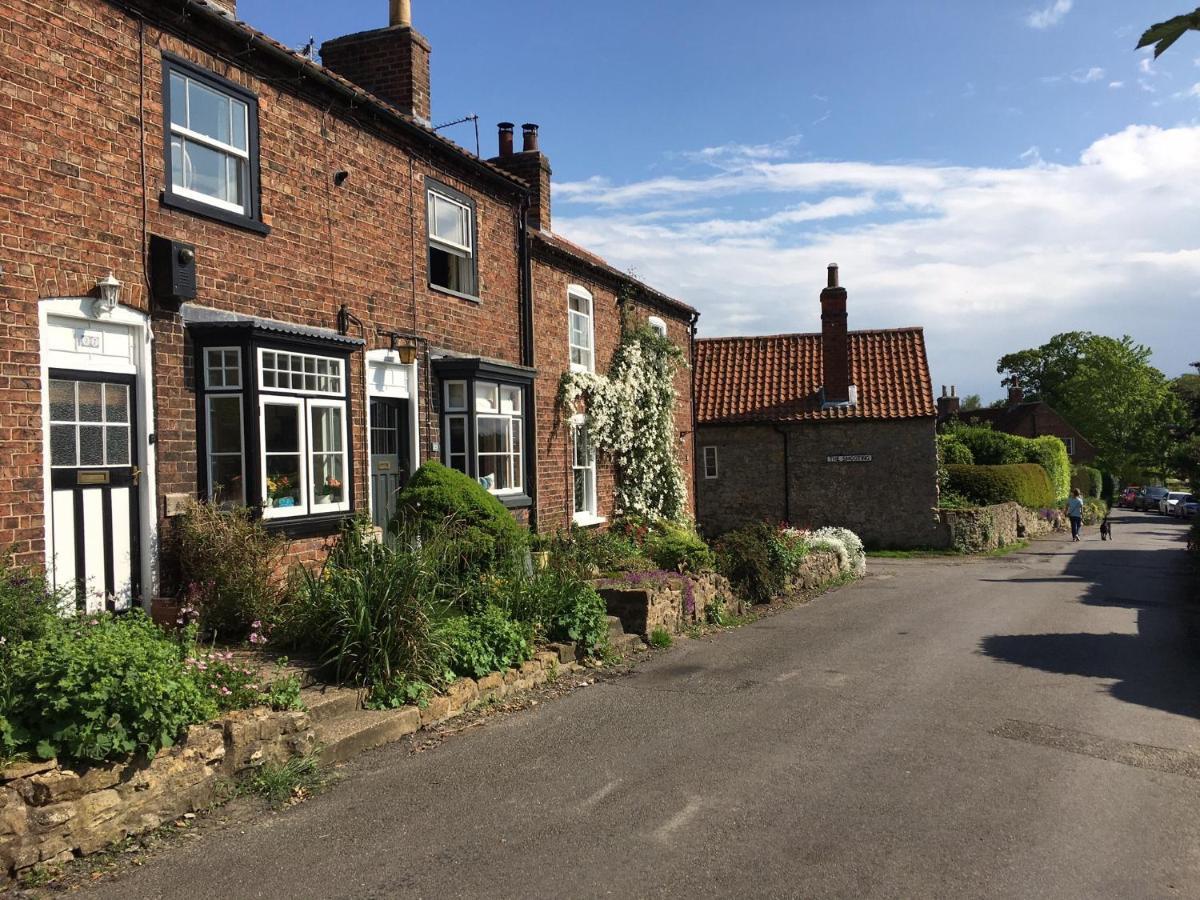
[517, 193, 538, 530]
[688, 310, 699, 520]
[773, 425, 791, 524]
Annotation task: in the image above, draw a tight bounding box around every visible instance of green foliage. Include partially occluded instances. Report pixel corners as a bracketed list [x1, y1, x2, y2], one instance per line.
[945, 463, 1057, 509]
[996, 331, 1093, 404]
[278, 520, 448, 700]
[172, 500, 287, 641]
[1080, 498, 1109, 526]
[1028, 436, 1072, 502]
[645, 522, 714, 574]
[942, 423, 1070, 500]
[4, 612, 217, 762]
[539, 526, 642, 578]
[715, 523, 786, 606]
[1101, 471, 1117, 502]
[705, 597, 732, 626]
[489, 569, 609, 656]
[366, 677, 434, 711]
[937, 434, 975, 466]
[1072, 465, 1104, 499]
[545, 581, 608, 654]
[243, 752, 325, 808]
[392, 462, 528, 575]
[648, 628, 673, 649]
[437, 606, 534, 680]
[769, 527, 810, 572]
[0, 556, 63, 649]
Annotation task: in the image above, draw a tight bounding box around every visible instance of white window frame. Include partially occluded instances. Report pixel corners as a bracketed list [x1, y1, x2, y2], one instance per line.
[568, 285, 595, 373]
[572, 414, 602, 525]
[203, 346, 242, 391]
[1064, 437, 1076, 456]
[647, 316, 668, 338]
[205, 393, 246, 507]
[442, 378, 526, 497]
[306, 398, 351, 515]
[259, 395, 307, 520]
[703, 445, 719, 480]
[168, 70, 251, 216]
[257, 347, 344, 397]
[427, 188, 476, 296]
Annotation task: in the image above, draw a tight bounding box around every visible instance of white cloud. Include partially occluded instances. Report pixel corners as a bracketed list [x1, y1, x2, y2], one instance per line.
[1071, 67, 1105, 84]
[553, 126, 1200, 397]
[1026, 0, 1072, 29]
[1172, 83, 1200, 100]
[1109, 81, 1124, 89]
[1140, 57, 1155, 75]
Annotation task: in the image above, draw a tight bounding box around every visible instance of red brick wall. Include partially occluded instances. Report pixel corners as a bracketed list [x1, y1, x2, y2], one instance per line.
[0, 0, 523, 574]
[530, 250, 696, 532]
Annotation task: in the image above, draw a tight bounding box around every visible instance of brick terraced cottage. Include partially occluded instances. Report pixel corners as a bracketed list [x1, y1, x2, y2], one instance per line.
[936, 383, 1098, 463]
[693, 266, 941, 549]
[0, 0, 695, 613]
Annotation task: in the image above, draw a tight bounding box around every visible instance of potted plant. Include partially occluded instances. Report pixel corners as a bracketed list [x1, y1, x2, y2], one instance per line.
[266, 474, 295, 508]
[315, 476, 342, 505]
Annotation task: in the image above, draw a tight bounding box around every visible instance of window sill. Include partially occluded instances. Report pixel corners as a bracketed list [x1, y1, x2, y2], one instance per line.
[569, 363, 594, 375]
[495, 492, 533, 510]
[161, 191, 271, 236]
[260, 510, 354, 538]
[428, 283, 481, 304]
[572, 513, 607, 528]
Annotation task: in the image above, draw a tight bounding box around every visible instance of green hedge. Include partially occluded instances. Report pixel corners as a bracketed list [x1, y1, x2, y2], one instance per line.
[942, 425, 1070, 501]
[937, 434, 975, 466]
[1071, 465, 1103, 499]
[945, 463, 1057, 509]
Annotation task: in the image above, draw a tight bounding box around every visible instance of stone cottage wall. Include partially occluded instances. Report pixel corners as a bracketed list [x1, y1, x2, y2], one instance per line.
[1, 708, 313, 880]
[933, 501, 1062, 552]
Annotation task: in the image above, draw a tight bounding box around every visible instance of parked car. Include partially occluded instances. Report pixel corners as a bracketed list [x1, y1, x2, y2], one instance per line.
[1137, 486, 1170, 511]
[1118, 486, 1140, 509]
[1183, 497, 1200, 518]
[1161, 491, 1190, 515]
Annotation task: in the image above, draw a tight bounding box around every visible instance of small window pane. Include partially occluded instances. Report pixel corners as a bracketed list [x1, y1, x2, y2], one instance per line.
[49, 380, 75, 421]
[209, 397, 242, 453]
[569, 293, 590, 314]
[169, 72, 187, 128]
[106, 426, 130, 465]
[104, 384, 129, 423]
[448, 417, 466, 455]
[477, 417, 507, 453]
[432, 195, 467, 246]
[263, 403, 300, 453]
[187, 78, 232, 145]
[264, 456, 302, 507]
[211, 456, 245, 506]
[311, 406, 343, 453]
[50, 425, 76, 466]
[77, 383, 103, 422]
[475, 382, 499, 413]
[446, 382, 467, 411]
[79, 425, 104, 466]
[230, 98, 248, 151]
[262, 370, 277, 388]
[500, 386, 521, 415]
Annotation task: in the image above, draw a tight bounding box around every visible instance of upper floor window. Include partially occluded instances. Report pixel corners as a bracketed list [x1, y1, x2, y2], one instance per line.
[162, 55, 266, 234]
[1064, 437, 1076, 456]
[568, 286, 594, 372]
[427, 179, 478, 298]
[703, 445, 719, 479]
[647, 316, 668, 338]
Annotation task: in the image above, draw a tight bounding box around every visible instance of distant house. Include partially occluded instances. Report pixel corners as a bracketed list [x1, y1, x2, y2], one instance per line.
[694, 266, 940, 549]
[936, 385, 1097, 463]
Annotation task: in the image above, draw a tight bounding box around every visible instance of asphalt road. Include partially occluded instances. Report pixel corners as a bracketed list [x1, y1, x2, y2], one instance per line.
[87, 512, 1200, 899]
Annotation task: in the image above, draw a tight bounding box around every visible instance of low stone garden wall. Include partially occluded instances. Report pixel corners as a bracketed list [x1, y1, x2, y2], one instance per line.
[1, 707, 313, 880]
[598, 551, 845, 638]
[933, 501, 1062, 553]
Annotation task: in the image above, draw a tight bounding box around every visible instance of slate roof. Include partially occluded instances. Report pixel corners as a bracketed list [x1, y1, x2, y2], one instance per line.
[695, 328, 936, 425]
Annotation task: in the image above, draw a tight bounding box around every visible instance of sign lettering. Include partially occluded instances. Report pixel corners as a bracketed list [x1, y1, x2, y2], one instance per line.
[826, 454, 872, 463]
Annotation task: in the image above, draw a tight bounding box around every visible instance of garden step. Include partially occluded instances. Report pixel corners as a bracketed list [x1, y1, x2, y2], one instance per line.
[314, 706, 422, 767]
[609, 632, 646, 658]
[302, 686, 363, 725]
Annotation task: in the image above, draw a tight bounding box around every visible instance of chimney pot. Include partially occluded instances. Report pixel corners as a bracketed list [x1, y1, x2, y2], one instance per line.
[390, 0, 412, 27]
[497, 122, 514, 158]
[941, 385, 947, 398]
[521, 123, 540, 153]
[827, 263, 839, 288]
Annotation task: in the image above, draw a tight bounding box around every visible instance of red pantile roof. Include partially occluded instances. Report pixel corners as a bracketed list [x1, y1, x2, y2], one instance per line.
[695, 329, 936, 424]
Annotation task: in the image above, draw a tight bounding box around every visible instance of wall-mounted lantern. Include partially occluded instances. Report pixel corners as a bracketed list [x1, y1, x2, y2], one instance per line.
[94, 272, 121, 315]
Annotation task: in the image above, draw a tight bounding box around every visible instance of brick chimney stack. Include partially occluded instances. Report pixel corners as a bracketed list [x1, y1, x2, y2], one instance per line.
[490, 122, 553, 231]
[1007, 380, 1024, 408]
[820, 264, 852, 404]
[937, 385, 961, 419]
[320, 1, 432, 124]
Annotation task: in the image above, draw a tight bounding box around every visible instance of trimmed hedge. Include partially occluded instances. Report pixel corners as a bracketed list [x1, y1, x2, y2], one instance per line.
[945, 463, 1057, 509]
[937, 434, 975, 466]
[1071, 465, 1103, 499]
[392, 462, 527, 574]
[942, 425, 1070, 501]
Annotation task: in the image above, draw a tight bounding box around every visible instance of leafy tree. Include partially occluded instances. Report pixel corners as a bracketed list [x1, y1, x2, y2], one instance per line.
[961, 393, 983, 411]
[1054, 336, 1186, 479]
[1137, 9, 1200, 58]
[996, 331, 1093, 406]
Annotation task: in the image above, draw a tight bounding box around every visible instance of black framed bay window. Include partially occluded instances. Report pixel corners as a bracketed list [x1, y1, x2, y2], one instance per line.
[192, 323, 358, 534]
[434, 358, 533, 508]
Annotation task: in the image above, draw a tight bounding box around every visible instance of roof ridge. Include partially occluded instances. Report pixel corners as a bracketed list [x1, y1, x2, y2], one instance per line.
[697, 326, 925, 343]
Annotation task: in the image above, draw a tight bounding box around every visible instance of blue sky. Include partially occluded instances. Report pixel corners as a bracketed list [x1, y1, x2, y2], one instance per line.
[242, 1, 1200, 400]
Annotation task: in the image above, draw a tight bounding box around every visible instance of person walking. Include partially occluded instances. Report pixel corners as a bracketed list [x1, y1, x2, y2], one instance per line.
[1067, 488, 1084, 543]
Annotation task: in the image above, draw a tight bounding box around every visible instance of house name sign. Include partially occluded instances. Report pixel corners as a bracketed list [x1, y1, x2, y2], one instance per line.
[826, 454, 873, 464]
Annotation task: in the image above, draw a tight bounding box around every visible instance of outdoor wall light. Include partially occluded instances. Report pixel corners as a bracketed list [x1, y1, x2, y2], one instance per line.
[94, 272, 121, 315]
[396, 344, 418, 365]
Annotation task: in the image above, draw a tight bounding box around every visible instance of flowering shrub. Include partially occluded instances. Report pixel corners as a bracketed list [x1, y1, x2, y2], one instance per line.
[810, 526, 866, 576]
[561, 322, 689, 522]
[717, 522, 865, 604]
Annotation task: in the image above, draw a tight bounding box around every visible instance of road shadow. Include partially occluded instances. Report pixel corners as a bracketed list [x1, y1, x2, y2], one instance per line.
[980, 525, 1200, 720]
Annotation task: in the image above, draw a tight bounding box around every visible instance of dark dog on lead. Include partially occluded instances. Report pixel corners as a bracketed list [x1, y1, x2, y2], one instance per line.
[1100, 514, 1112, 541]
